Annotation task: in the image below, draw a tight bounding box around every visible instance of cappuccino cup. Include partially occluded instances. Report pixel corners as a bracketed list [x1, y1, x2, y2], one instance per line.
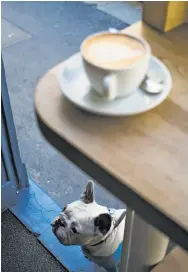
[81, 32, 151, 100]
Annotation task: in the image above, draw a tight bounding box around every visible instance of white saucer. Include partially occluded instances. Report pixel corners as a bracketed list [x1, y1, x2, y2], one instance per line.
[60, 53, 172, 116]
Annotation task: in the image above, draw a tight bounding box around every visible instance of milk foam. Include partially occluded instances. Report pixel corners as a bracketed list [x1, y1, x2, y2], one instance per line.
[83, 34, 145, 69]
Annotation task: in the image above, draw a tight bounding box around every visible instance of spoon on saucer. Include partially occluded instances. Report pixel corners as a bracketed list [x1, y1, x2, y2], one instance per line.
[141, 75, 164, 94]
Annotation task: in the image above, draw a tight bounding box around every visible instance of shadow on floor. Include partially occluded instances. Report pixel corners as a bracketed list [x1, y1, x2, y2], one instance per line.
[2, 210, 67, 272]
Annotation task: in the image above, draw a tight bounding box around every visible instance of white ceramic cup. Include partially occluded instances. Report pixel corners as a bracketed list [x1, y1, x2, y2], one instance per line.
[81, 32, 151, 100]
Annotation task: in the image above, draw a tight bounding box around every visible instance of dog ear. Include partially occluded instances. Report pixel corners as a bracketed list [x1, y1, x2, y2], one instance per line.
[94, 213, 112, 234]
[81, 180, 94, 204]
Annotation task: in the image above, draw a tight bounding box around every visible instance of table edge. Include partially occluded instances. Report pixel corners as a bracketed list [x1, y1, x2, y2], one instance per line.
[35, 109, 188, 251]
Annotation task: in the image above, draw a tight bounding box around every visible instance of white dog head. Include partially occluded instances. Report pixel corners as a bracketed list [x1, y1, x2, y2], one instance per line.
[51, 181, 125, 246]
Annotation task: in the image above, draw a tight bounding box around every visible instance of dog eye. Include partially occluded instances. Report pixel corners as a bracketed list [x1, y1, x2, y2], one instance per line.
[71, 227, 78, 234]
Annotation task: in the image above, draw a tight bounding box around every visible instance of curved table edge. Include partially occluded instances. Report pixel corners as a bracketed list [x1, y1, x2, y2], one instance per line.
[35, 108, 188, 251]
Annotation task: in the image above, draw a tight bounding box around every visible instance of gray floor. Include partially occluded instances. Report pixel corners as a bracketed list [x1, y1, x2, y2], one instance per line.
[1, 2, 130, 270]
[2, 1, 127, 210]
[2, 210, 67, 272]
[85, 1, 142, 25]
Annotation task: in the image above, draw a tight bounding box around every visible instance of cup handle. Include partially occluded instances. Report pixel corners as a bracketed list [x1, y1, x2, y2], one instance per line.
[103, 74, 118, 100]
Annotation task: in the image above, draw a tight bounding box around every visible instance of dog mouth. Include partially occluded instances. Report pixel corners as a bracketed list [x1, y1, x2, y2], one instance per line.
[55, 236, 73, 246]
[52, 226, 58, 234]
[52, 227, 71, 245]
[57, 237, 68, 245]
[54, 233, 68, 245]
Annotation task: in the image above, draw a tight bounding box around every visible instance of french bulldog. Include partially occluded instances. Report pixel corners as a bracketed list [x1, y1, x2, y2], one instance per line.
[51, 181, 126, 272]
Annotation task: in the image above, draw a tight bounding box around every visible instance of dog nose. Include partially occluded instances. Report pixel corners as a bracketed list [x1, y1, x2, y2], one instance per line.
[52, 219, 61, 227]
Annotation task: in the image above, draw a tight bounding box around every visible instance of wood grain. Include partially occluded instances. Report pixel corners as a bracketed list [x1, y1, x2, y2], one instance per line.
[152, 247, 188, 272]
[35, 22, 188, 249]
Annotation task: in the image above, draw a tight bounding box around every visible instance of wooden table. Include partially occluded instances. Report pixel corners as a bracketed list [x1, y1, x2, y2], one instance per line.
[35, 21, 188, 260]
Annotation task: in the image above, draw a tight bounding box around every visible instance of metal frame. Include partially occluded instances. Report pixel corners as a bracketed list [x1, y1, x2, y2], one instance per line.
[120, 208, 170, 272]
[1, 56, 28, 189]
[120, 209, 135, 272]
[1, 57, 29, 212]
[1, 104, 17, 212]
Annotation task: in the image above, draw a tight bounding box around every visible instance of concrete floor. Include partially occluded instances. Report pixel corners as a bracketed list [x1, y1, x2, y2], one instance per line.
[2, 1, 127, 210]
[2, 210, 67, 272]
[85, 1, 142, 25]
